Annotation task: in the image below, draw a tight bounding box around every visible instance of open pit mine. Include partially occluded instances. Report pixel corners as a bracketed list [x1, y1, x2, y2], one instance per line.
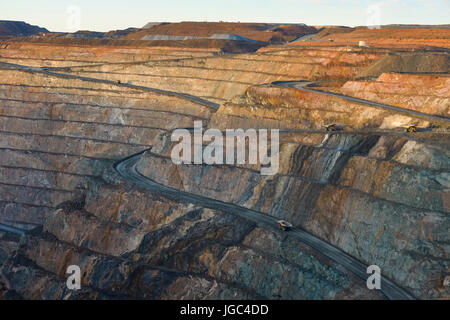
[0, 21, 449, 300]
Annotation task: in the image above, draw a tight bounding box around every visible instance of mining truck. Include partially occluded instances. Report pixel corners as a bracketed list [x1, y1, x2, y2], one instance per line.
[277, 220, 293, 231]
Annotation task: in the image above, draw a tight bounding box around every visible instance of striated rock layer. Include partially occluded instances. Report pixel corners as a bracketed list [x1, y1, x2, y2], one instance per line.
[0, 38, 449, 300]
[136, 127, 449, 299]
[1, 180, 382, 300]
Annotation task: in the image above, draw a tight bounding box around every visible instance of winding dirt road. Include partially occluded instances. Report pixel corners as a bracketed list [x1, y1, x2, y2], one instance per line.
[114, 149, 416, 300]
[0, 61, 220, 111]
[272, 80, 450, 126]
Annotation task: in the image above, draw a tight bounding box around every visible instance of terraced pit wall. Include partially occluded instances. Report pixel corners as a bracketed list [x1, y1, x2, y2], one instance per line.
[136, 78, 449, 299]
[0, 42, 448, 300]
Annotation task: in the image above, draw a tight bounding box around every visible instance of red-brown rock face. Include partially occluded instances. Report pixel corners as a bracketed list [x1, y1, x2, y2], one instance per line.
[0, 36, 448, 300]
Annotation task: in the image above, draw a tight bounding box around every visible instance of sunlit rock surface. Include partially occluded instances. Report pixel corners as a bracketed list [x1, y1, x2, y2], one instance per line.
[0, 36, 448, 300]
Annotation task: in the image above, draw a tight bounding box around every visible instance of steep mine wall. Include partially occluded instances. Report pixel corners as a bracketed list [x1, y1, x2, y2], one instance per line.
[60, 48, 381, 101]
[0, 42, 218, 67]
[136, 129, 449, 299]
[1, 42, 219, 60]
[357, 54, 450, 78]
[1, 177, 382, 300]
[287, 27, 450, 49]
[209, 85, 431, 130]
[0, 40, 448, 300]
[135, 78, 449, 299]
[0, 68, 212, 228]
[131, 70, 448, 299]
[341, 73, 450, 116]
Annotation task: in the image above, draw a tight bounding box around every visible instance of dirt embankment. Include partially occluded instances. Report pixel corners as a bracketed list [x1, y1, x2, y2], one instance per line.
[1, 37, 265, 54]
[125, 21, 318, 43]
[290, 27, 450, 49]
[0, 41, 220, 64]
[0, 66, 212, 229]
[341, 73, 450, 116]
[0, 36, 448, 300]
[358, 53, 450, 78]
[137, 122, 449, 299]
[57, 47, 381, 102]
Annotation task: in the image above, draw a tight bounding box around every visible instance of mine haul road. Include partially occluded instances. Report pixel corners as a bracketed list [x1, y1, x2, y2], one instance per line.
[114, 150, 416, 300]
[1, 60, 439, 300]
[1, 61, 448, 125]
[272, 81, 450, 126]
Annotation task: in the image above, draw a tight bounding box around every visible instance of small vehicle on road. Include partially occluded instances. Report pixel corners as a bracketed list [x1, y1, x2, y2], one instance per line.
[277, 220, 293, 231]
[323, 123, 340, 132]
[403, 125, 417, 133]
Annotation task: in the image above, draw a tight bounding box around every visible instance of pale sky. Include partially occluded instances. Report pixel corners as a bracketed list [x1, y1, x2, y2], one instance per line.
[1, 0, 449, 32]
